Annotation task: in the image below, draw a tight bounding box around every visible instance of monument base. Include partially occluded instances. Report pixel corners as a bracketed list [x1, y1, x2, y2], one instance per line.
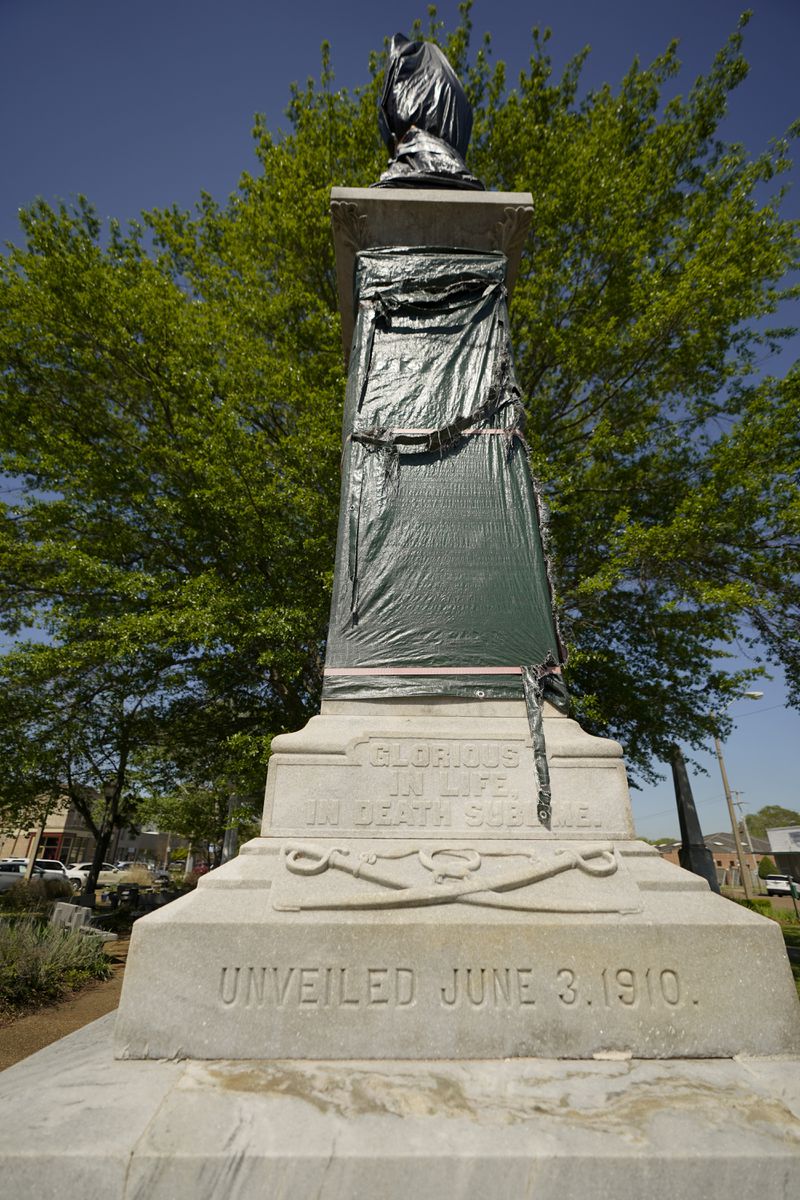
[112, 835, 800, 1060]
[113, 700, 800, 1060]
[4, 700, 800, 1193]
[2, 1015, 799, 1198]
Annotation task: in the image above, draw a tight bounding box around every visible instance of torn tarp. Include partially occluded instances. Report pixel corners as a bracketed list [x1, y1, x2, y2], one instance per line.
[323, 247, 567, 712]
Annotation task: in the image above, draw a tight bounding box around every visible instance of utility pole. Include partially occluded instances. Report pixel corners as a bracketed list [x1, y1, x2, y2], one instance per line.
[733, 791, 760, 891]
[733, 793, 756, 856]
[713, 733, 752, 899]
[670, 745, 720, 892]
[711, 692, 763, 900]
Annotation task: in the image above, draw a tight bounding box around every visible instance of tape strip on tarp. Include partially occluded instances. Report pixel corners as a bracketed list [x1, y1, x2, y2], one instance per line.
[324, 665, 526, 675]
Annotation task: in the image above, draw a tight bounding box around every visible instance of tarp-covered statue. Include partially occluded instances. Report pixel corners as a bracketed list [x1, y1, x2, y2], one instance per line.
[375, 32, 484, 189]
[324, 36, 567, 823]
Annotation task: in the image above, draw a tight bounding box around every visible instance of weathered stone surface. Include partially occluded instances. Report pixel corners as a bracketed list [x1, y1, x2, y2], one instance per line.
[3, 1016, 800, 1199]
[112, 850, 800, 1060]
[265, 699, 635, 842]
[112, 698, 800, 1062]
[0, 1015, 182, 1195]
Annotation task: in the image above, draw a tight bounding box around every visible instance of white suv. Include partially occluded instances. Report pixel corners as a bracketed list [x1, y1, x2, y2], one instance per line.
[67, 862, 122, 887]
[0, 858, 70, 882]
[764, 874, 799, 897]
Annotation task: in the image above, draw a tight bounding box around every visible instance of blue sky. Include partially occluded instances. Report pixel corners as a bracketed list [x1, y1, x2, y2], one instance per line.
[2, 0, 798, 838]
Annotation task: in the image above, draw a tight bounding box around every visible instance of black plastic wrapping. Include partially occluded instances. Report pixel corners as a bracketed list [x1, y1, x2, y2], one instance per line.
[522, 666, 555, 829]
[375, 34, 484, 190]
[323, 247, 567, 709]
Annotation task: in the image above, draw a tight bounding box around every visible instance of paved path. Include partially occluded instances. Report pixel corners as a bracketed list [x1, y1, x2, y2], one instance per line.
[0, 939, 129, 1072]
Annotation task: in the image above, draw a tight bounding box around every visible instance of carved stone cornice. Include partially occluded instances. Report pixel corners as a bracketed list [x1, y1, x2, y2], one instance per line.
[490, 206, 533, 260]
[330, 201, 369, 252]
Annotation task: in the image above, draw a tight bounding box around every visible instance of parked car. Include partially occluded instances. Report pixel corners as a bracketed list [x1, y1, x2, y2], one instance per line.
[765, 874, 799, 897]
[67, 862, 122, 887]
[0, 858, 69, 881]
[0, 862, 47, 891]
[34, 859, 71, 881]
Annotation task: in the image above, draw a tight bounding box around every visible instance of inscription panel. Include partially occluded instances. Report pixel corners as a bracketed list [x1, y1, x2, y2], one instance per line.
[114, 905, 800, 1058]
[266, 735, 624, 837]
[216, 962, 695, 1014]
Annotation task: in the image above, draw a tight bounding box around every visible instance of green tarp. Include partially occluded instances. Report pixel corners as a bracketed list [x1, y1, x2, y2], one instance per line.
[323, 247, 566, 711]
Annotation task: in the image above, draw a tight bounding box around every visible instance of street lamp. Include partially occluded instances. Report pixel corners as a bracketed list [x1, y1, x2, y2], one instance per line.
[713, 691, 763, 900]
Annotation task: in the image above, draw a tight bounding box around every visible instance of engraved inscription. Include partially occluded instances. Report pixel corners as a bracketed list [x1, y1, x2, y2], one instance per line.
[362, 734, 525, 820]
[300, 795, 600, 830]
[554, 966, 688, 1010]
[218, 963, 692, 1013]
[551, 803, 602, 830]
[440, 967, 536, 1007]
[271, 735, 612, 834]
[354, 799, 452, 826]
[367, 739, 520, 806]
[556, 968, 578, 1006]
[219, 965, 416, 1009]
[369, 740, 519, 768]
[600, 966, 683, 1009]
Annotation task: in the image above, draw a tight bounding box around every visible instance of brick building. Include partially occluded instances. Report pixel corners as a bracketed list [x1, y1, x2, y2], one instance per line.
[658, 831, 772, 888]
[0, 798, 180, 868]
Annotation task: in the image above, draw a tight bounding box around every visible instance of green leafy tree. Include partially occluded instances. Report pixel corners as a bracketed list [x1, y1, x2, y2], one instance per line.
[758, 855, 777, 878]
[0, 4, 797, 805]
[137, 784, 260, 869]
[746, 807, 800, 840]
[456, 11, 799, 769]
[135, 694, 266, 864]
[0, 646, 175, 893]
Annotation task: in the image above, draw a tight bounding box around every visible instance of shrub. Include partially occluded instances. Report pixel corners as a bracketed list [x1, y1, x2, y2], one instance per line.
[0, 877, 73, 916]
[0, 918, 112, 1016]
[117, 864, 153, 886]
[758, 856, 777, 878]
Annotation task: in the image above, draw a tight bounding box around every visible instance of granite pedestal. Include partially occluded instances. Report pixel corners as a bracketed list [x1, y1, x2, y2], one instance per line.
[112, 700, 800, 1061]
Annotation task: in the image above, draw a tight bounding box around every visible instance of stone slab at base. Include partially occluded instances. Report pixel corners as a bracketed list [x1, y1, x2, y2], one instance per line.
[2, 1015, 799, 1199]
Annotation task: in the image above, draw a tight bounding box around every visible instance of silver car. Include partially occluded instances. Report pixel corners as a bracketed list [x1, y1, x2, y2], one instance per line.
[0, 862, 47, 891]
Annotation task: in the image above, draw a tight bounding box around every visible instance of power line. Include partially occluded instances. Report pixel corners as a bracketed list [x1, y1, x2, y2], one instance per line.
[731, 703, 790, 717]
[635, 793, 728, 823]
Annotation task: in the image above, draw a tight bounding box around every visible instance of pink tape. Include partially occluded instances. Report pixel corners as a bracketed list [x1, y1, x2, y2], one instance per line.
[324, 666, 562, 676]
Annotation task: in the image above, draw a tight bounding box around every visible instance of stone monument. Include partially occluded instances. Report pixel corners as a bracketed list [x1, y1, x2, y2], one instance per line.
[1, 33, 799, 1198]
[111, 31, 798, 1064]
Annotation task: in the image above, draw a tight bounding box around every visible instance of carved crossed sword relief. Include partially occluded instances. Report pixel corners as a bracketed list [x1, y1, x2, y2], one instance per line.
[273, 841, 618, 912]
